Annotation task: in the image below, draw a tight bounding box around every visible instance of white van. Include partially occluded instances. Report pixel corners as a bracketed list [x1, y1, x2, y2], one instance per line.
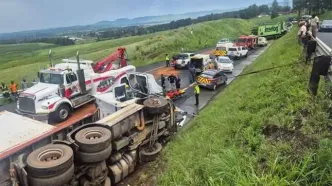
[190, 54, 212, 73]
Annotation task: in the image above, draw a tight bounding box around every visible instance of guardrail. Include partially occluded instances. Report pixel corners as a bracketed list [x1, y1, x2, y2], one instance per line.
[308, 31, 332, 56]
[307, 31, 332, 82]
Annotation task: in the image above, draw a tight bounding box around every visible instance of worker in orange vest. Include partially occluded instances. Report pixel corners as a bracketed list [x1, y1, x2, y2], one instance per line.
[9, 81, 18, 96]
[208, 62, 215, 69]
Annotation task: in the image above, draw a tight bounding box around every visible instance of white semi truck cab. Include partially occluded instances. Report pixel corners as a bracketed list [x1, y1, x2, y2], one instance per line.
[17, 57, 136, 123]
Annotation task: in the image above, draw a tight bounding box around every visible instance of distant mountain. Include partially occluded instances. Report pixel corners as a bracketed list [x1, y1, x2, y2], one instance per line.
[0, 8, 241, 41]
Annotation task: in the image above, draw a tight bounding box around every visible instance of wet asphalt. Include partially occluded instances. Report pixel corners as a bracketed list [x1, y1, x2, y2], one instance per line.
[317, 32, 332, 49]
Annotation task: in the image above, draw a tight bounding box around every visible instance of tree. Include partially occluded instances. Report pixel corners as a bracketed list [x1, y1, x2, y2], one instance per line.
[271, 0, 279, 19]
[259, 5, 270, 14]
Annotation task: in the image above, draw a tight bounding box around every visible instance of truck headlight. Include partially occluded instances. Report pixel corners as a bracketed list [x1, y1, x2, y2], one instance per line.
[41, 106, 48, 110]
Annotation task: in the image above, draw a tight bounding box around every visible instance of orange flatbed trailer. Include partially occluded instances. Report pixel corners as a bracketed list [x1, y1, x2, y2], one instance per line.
[0, 103, 98, 160]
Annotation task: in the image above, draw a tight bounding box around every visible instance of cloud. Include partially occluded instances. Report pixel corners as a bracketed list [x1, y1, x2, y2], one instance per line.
[0, 0, 273, 33]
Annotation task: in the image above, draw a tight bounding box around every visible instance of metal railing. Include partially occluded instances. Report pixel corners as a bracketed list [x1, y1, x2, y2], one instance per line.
[308, 31, 332, 56]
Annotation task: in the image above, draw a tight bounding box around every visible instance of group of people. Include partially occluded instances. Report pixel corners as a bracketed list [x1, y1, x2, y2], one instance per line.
[161, 74, 181, 91]
[0, 78, 37, 99]
[1, 81, 18, 98]
[298, 14, 320, 45]
[297, 14, 320, 64]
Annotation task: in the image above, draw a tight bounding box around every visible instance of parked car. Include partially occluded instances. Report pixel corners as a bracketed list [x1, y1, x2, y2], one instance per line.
[227, 46, 248, 59]
[215, 56, 234, 73]
[319, 20, 332, 32]
[257, 37, 268, 47]
[197, 69, 228, 90]
[174, 53, 195, 69]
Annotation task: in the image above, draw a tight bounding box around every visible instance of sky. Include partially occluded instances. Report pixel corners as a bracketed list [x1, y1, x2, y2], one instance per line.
[0, 0, 279, 33]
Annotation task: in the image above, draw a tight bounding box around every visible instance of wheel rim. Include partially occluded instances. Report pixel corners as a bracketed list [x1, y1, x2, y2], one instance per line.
[59, 109, 69, 119]
[38, 149, 63, 162]
[84, 130, 104, 140]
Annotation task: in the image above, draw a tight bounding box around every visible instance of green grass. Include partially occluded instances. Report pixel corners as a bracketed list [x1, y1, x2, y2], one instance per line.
[0, 18, 253, 84]
[158, 28, 332, 185]
[320, 11, 332, 20]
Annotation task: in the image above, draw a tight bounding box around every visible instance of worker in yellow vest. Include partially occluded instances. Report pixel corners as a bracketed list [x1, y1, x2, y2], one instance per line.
[194, 82, 200, 106]
[165, 54, 170, 67]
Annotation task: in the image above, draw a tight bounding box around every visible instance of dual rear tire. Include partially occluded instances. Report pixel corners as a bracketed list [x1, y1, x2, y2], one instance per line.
[26, 144, 74, 186]
[75, 126, 113, 163]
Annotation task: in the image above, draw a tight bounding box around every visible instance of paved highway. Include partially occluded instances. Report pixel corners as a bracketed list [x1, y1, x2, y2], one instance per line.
[317, 32, 332, 49]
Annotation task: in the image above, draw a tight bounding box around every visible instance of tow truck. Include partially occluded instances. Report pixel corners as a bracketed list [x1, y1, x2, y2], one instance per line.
[16, 48, 135, 123]
[0, 72, 186, 186]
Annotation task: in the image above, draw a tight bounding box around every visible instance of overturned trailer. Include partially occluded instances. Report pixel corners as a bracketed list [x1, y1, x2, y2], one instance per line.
[0, 94, 182, 186]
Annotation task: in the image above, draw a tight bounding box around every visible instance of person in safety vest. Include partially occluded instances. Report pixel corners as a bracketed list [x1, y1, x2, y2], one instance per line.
[194, 82, 200, 106]
[9, 81, 18, 96]
[165, 54, 170, 67]
[1, 82, 10, 98]
[208, 62, 215, 69]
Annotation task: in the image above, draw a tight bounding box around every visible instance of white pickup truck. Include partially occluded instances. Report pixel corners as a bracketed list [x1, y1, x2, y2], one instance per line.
[173, 53, 195, 69]
[227, 46, 248, 59]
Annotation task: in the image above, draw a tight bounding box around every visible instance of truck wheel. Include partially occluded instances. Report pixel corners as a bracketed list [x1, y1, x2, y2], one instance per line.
[26, 144, 73, 178]
[75, 127, 112, 153]
[140, 142, 162, 162]
[28, 164, 74, 186]
[76, 144, 112, 163]
[51, 104, 71, 122]
[143, 97, 168, 115]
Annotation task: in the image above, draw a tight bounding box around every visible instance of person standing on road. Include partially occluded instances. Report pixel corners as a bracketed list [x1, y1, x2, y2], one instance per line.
[189, 64, 196, 84]
[175, 75, 181, 90]
[310, 14, 319, 38]
[21, 78, 28, 90]
[167, 74, 176, 90]
[165, 54, 170, 67]
[194, 82, 200, 106]
[9, 81, 18, 97]
[161, 74, 166, 95]
[161, 74, 166, 88]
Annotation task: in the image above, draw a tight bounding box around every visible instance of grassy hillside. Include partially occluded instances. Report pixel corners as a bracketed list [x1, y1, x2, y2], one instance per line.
[0, 18, 252, 84]
[158, 29, 332, 185]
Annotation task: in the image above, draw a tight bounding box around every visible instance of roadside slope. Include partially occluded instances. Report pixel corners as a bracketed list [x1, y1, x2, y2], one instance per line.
[0, 19, 252, 84]
[158, 29, 332, 185]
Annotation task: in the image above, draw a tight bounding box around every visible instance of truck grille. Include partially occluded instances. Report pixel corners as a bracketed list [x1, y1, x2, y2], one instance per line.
[19, 97, 35, 113]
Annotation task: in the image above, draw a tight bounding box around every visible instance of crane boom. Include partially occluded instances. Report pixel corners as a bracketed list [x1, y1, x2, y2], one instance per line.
[93, 47, 127, 73]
